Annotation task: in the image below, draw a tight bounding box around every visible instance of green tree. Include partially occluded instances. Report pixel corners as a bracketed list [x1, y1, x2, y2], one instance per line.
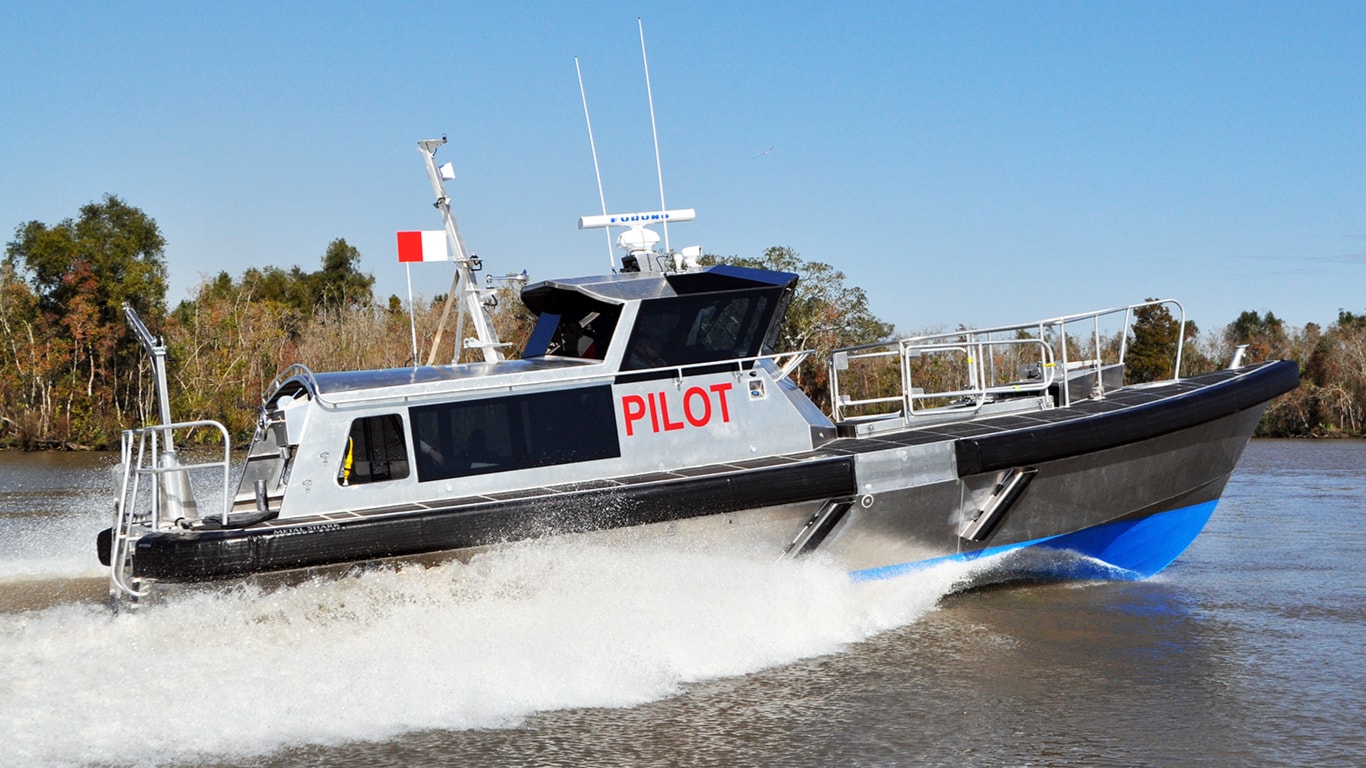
[177, 240, 377, 342]
[1336, 308, 1366, 331]
[0, 261, 43, 444]
[164, 240, 390, 439]
[1225, 310, 1288, 363]
[1176, 319, 1222, 376]
[1125, 301, 1181, 383]
[6, 195, 166, 323]
[309, 238, 375, 312]
[3, 196, 168, 444]
[1294, 309, 1366, 436]
[706, 246, 893, 407]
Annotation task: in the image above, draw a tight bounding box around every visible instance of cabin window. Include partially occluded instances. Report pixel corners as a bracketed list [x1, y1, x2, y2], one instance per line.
[338, 414, 410, 485]
[623, 291, 775, 370]
[410, 386, 620, 482]
[523, 304, 621, 360]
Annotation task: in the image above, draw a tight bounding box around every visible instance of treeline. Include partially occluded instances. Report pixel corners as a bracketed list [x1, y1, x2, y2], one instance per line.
[1, 196, 531, 448]
[1092, 302, 1366, 436]
[1220, 309, 1366, 436]
[1, 198, 1361, 449]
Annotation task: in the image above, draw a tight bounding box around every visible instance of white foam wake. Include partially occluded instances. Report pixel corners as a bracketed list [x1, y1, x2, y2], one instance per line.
[0, 536, 978, 767]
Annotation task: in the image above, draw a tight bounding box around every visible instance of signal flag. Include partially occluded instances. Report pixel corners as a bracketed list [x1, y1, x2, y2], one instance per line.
[396, 231, 450, 262]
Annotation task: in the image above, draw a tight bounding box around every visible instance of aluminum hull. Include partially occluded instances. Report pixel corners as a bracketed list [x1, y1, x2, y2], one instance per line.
[103, 360, 1297, 585]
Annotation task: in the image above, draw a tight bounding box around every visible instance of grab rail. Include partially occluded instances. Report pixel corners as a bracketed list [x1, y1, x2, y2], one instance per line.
[831, 337, 1056, 422]
[828, 298, 1186, 424]
[265, 363, 322, 403]
[263, 351, 814, 410]
[109, 420, 232, 600]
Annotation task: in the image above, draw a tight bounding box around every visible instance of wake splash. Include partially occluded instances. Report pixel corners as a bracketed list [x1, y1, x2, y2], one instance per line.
[0, 538, 979, 767]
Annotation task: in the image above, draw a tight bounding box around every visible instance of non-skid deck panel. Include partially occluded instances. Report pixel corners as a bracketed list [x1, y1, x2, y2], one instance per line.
[955, 360, 1298, 476]
[915, 421, 1007, 438]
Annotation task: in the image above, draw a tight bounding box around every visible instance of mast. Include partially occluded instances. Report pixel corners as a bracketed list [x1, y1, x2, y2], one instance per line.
[418, 137, 504, 364]
[124, 304, 198, 521]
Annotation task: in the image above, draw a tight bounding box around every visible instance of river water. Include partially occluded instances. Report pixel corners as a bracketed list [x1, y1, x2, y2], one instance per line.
[0, 440, 1362, 767]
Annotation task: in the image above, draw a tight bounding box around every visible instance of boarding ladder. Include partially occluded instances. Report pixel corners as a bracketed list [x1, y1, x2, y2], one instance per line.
[109, 421, 232, 599]
[108, 306, 234, 601]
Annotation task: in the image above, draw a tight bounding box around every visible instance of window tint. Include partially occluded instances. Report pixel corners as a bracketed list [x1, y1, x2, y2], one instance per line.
[523, 305, 621, 360]
[623, 290, 775, 370]
[410, 386, 621, 482]
[338, 414, 410, 485]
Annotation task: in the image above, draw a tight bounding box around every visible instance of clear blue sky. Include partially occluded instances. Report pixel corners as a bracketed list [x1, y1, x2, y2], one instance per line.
[3, 1, 1363, 334]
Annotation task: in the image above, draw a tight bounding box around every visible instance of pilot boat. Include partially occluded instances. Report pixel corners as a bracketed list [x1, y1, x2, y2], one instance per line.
[98, 138, 1299, 601]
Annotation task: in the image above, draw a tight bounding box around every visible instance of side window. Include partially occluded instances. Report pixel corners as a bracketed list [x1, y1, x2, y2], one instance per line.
[523, 304, 621, 360]
[411, 398, 513, 481]
[623, 292, 775, 370]
[547, 309, 615, 359]
[338, 414, 410, 485]
[410, 386, 621, 483]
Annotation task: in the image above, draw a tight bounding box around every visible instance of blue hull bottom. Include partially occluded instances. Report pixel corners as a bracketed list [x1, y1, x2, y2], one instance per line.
[850, 499, 1219, 583]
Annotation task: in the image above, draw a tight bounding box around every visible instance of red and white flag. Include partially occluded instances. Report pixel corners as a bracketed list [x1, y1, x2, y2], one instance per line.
[396, 231, 450, 263]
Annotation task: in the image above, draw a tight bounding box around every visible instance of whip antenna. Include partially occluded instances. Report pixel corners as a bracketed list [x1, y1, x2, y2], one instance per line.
[575, 56, 615, 270]
[639, 17, 671, 255]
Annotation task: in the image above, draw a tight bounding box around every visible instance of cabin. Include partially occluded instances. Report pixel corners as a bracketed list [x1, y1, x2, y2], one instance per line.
[230, 264, 838, 524]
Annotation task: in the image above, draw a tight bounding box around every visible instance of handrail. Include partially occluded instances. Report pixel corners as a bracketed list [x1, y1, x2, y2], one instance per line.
[838, 298, 1185, 356]
[265, 363, 321, 403]
[773, 350, 813, 381]
[908, 339, 1056, 416]
[264, 350, 814, 410]
[829, 298, 1187, 423]
[110, 430, 150, 599]
[832, 337, 1055, 422]
[108, 419, 232, 600]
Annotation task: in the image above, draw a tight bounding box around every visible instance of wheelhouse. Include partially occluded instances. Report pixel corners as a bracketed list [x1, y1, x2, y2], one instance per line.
[231, 263, 815, 523]
[520, 264, 795, 368]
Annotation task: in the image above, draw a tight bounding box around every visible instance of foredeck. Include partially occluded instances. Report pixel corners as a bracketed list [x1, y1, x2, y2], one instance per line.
[818, 360, 1299, 477]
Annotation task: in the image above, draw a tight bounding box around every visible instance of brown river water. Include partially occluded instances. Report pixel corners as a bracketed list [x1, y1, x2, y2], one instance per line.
[0, 440, 1362, 767]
